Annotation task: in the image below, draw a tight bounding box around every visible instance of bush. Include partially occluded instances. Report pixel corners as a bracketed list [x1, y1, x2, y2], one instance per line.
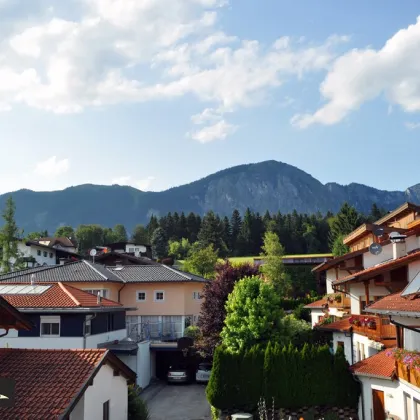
[128, 385, 150, 420]
[184, 325, 201, 341]
[292, 303, 311, 322]
[278, 296, 321, 311]
[207, 343, 360, 413]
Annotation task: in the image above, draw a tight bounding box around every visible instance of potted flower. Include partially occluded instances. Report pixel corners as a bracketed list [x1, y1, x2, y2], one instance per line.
[367, 318, 376, 330]
[334, 294, 342, 303]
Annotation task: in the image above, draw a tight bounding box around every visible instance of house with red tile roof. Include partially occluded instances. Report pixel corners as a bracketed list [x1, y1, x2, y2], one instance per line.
[306, 202, 420, 419]
[0, 348, 135, 420]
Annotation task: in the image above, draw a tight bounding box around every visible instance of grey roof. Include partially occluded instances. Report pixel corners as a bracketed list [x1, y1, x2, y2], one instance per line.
[0, 261, 122, 283]
[108, 265, 207, 283]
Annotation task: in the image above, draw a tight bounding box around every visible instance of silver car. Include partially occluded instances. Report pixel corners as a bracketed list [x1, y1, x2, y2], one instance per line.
[196, 363, 212, 383]
[167, 364, 189, 384]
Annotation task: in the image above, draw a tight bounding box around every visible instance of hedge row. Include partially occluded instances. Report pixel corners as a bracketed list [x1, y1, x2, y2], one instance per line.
[278, 296, 321, 311]
[206, 343, 360, 413]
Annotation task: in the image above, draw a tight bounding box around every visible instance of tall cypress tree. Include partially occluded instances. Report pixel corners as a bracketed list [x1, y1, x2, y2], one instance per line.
[237, 208, 253, 255]
[0, 197, 24, 273]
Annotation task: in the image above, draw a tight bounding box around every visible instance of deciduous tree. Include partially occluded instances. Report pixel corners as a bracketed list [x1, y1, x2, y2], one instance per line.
[183, 243, 218, 278]
[131, 224, 149, 244]
[113, 224, 128, 242]
[54, 226, 75, 238]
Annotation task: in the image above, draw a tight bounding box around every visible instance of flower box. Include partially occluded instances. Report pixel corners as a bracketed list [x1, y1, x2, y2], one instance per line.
[410, 368, 420, 387]
[397, 361, 410, 382]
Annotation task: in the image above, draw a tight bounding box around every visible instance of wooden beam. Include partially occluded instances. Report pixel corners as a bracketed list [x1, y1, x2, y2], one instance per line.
[364, 280, 370, 305]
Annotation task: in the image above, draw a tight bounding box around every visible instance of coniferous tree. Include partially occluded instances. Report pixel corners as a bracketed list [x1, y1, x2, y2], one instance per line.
[186, 212, 201, 243]
[131, 224, 149, 244]
[178, 212, 188, 239]
[146, 215, 159, 242]
[151, 227, 168, 260]
[197, 211, 227, 256]
[230, 209, 242, 256]
[328, 202, 363, 248]
[0, 197, 24, 273]
[113, 224, 128, 242]
[237, 208, 253, 255]
[222, 216, 232, 253]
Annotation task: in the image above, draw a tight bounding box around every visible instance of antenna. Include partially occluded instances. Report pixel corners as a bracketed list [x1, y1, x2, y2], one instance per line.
[30, 274, 35, 286]
[90, 249, 97, 264]
[369, 243, 383, 256]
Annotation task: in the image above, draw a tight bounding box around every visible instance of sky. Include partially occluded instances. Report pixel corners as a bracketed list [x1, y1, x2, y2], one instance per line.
[1, 0, 420, 194]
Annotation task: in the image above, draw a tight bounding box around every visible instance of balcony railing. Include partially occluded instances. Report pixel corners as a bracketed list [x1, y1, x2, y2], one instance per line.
[396, 360, 420, 388]
[349, 315, 396, 341]
[326, 294, 351, 309]
[128, 321, 183, 343]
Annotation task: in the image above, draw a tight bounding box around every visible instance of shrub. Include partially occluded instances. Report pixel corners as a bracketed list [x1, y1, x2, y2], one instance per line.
[128, 385, 150, 420]
[184, 325, 201, 341]
[292, 304, 311, 322]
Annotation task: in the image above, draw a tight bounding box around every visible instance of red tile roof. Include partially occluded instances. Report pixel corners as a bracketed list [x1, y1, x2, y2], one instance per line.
[350, 350, 396, 379]
[367, 291, 420, 314]
[0, 296, 32, 331]
[0, 348, 135, 419]
[0, 282, 122, 309]
[304, 298, 328, 309]
[316, 318, 351, 332]
[333, 250, 420, 285]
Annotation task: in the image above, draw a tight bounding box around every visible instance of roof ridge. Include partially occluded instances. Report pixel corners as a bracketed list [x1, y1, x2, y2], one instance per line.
[57, 282, 81, 306]
[163, 264, 192, 280]
[82, 260, 109, 280]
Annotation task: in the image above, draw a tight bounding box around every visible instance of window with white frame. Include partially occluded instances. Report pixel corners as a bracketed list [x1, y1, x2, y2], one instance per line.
[40, 316, 60, 337]
[43, 251, 48, 257]
[37, 250, 41, 256]
[193, 291, 201, 300]
[136, 291, 146, 302]
[154, 290, 165, 302]
[128, 247, 135, 252]
[82, 289, 109, 298]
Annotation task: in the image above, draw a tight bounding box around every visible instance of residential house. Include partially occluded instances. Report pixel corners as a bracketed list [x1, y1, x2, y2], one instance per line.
[0, 259, 208, 384]
[306, 202, 420, 364]
[0, 289, 135, 420]
[36, 236, 78, 253]
[0, 348, 135, 420]
[101, 241, 153, 259]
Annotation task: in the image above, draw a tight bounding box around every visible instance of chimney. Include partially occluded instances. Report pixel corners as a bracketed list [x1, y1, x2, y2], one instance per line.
[59, 258, 67, 265]
[30, 274, 35, 286]
[393, 241, 406, 260]
[97, 292, 101, 305]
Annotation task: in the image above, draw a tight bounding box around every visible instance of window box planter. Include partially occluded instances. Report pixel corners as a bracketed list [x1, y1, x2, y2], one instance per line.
[397, 361, 410, 382]
[410, 368, 420, 387]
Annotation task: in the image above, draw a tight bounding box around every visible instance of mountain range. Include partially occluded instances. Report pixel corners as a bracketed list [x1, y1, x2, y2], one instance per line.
[1, 160, 419, 233]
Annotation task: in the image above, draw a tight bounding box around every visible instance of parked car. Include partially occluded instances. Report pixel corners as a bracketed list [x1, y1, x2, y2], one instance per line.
[167, 364, 189, 384]
[196, 362, 212, 383]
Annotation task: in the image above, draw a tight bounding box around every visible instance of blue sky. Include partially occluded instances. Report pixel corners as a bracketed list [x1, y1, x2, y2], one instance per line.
[1, 0, 420, 194]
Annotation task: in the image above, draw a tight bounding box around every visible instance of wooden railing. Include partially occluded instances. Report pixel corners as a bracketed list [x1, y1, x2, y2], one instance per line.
[396, 360, 420, 388]
[326, 295, 351, 309]
[349, 315, 396, 340]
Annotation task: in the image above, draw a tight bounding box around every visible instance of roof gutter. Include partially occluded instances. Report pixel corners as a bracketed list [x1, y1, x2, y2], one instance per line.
[18, 307, 137, 313]
[389, 317, 420, 333]
[368, 309, 420, 318]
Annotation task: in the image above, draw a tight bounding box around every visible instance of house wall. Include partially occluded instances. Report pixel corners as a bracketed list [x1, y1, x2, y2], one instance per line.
[406, 235, 420, 253]
[70, 395, 85, 420]
[332, 332, 352, 364]
[349, 280, 390, 315]
[137, 341, 151, 389]
[183, 283, 204, 316]
[359, 376, 420, 420]
[66, 282, 122, 302]
[0, 336, 83, 349]
[310, 309, 324, 327]
[326, 266, 355, 293]
[17, 242, 57, 266]
[86, 329, 127, 348]
[352, 332, 381, 363]
[82, 363, 129, 420]
[408, 259, 420, 284]
[363, 242, 394, 269]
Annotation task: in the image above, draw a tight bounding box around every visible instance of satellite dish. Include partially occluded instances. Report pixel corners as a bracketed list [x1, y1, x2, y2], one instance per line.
[369, 243, 383, 256]
[90, 249, 97, 257]
[373, 226, 385, 237]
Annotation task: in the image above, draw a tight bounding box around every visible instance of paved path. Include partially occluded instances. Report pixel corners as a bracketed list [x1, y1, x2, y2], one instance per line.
[143, 383, 211, 420]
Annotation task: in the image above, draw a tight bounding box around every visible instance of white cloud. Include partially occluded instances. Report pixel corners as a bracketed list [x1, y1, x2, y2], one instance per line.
[136, 176, 156, 191]
[34, 156, 70, 177]
[111, 175, 156, 191]
[292, 17, 420, 128]
[190, 120, 237, 143]
[0, 0, 349, 139]
[405, 122, 420, 130]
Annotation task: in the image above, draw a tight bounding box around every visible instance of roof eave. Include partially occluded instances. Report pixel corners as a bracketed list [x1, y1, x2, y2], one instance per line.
[18, 306, 133, 313]
[353, 372, 394, 381]
[367, 308, 420, 318]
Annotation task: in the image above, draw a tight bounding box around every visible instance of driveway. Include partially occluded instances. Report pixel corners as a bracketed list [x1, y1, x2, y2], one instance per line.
[142, 383, 211, 420]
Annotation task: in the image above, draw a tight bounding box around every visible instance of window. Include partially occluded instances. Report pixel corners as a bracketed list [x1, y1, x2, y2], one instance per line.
[40, 316, 60, 337]
[103, 400, 110, 420]
[414, 397, 420, 420]
[337, 341, 344, 348]
[37, 250, 41, 256]
[129, 247, 135, 252]
[43, 251, 48, 257]
[404, 392, 413, 420]
[84, 317, 92, 336]
[136, 291, 146, 302]
[193, 291, 201, 300]
[154, 291, 164, 302]
[82, 289, 109, 299]
[49, 252, 53, 258]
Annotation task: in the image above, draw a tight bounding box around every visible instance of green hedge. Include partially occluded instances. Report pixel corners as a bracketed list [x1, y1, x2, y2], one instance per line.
[206, 344, 359, 413]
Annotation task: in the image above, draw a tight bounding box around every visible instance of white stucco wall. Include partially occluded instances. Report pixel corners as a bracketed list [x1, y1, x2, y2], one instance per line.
[349, 281, 390, 315]
[86, 329, 127, 349]
[70, 395, 85, 420]
[406, 235, 420, 254]
[332, 332, 353, 364]
[137, 341, 151, 389]
[359, 376, 420, 420]
[310, 309, 324, 327]
[82, 363, 128, 420]
[363, 242, 394, 269]
[353, 333, 381, 363]
[17, 242, 57, 266]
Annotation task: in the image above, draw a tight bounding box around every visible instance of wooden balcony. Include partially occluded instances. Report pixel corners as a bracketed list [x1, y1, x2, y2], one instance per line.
[396, 360, 420, 388]
[349, 315, 396, 341]
[325, 294, 351, 309]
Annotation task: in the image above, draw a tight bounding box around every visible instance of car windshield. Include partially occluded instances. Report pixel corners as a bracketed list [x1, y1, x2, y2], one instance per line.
[198, 363, 212, 371]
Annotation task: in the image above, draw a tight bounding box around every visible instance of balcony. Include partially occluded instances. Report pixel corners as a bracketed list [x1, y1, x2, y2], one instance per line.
[325, 293, 351, 309]
[128, 321, 183, 343]
[396, 360, 420, 388]
[349, 315, 396, 341]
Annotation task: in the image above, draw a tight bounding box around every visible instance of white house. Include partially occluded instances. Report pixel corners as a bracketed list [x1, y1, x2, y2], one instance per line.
[0, 348, 135, 420]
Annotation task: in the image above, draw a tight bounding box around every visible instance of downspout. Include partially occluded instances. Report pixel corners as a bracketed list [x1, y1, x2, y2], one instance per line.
[353, 375, 365, 420]
[118, 283, 126, 303]
[83, 314, 97, 350]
